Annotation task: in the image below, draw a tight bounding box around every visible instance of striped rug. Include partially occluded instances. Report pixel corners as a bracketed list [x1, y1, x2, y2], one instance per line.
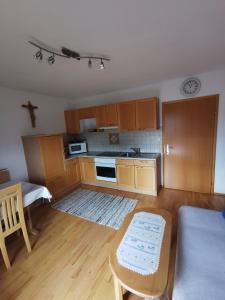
[52, 188, 137, 229]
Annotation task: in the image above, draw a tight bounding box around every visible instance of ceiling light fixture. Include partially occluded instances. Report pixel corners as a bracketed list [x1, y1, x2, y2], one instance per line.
[47, 53, 55, 65]
[29, 40, 110, 69]
[34, 49, 43, 61]
[99, 59, 105, 70]
[88, 58, 92, 68]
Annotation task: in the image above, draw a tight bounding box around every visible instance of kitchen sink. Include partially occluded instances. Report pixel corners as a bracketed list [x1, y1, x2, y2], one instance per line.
[120, 152, 139, 158]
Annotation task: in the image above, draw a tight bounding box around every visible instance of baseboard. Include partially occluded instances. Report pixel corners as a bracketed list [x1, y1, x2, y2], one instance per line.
[81, 180, 158, 196]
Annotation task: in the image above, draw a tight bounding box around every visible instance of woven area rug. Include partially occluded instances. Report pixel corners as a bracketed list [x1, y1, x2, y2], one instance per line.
[52, 188, 137, 229]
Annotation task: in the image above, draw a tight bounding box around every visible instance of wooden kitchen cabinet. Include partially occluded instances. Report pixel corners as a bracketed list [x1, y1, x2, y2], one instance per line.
[78, 107, 96, 119]
[80, 158, 96, 182]
[117, 101, 136, 132]
[65, 159, 81, 187]
[65, 97, 159, 133]
[46, 175, 67, 199]
[96, 103, 118, 128]
[64, 110, 80, 134]
[136, 97, 159, 130]
[105, 103, 118, 127]
[116, 160, 135, 188]
[22, 134, 81, 199]
[135, 165, 156, 192]
[39, 135, 65, 179]
[96, 105, 106, 128]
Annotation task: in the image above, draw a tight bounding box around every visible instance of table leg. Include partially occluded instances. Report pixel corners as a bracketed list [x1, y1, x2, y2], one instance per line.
[113, 275, 123, 300]
[27, 206, 39, 236]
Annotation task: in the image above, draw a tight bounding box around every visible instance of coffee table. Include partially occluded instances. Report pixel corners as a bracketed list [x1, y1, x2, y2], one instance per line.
[109, 208, 172, 300]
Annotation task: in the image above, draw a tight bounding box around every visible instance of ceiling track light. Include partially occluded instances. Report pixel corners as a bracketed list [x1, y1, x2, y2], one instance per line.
[47, 53, 55, 65]
[28, 40, 110, 69]
[34, 49, 43, 61]
[99, 59, 105, 70]
[88, 58, 92, 68]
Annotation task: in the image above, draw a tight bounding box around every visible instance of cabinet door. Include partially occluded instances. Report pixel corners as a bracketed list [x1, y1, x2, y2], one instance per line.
[40, 135, 65, 179]
[116, 164, 135, 188]
[135, 166, 156, 192]
[136, 98, 159, 130]
[80, 161, 96, 182]
[46, 175, 67, 199]
[65, 159, 81, 187]
[96, 105, 106, 128]
[78, 107, 96, 119]
[105, 104, 118, 127]
[64, 110, 80, 134]
[118, 101, 136, 132]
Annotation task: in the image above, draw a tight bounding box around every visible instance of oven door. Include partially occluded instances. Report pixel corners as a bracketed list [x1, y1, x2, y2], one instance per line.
[95, 163, 116, 182]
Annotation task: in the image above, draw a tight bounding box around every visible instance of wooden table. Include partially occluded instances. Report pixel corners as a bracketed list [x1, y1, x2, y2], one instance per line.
[109, 208, 172, 300]
[0, 179, 52, 235]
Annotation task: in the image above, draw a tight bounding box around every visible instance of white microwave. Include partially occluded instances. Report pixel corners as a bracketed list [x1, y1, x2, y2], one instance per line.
[68, 142, 87, 155]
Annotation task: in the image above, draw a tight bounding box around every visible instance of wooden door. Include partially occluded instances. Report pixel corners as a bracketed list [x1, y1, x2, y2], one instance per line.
[116, 163, 135, 188]
[136, 98, 159, 130]
[118, 101, 136, 132]
[40, 135, 65, 179]
[105, 104, 118, 127]
[64, 110, 80, 134]
[163, 95, 218, 193]
[135, 166, 156, 192]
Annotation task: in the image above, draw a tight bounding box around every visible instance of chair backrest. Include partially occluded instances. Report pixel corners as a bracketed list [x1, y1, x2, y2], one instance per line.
[0, 169, 10, 184]
[0, 183, 24, 238]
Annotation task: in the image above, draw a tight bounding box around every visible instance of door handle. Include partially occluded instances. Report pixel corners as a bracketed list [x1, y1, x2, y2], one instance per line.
[165, 144, 172, 155]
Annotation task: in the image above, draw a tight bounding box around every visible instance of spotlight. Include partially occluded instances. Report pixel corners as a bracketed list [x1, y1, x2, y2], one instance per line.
[34, 49, 43, 61]
[99, 59, 105, 70]
[47, 54, 55, 65]
[88, 58, 92, 68]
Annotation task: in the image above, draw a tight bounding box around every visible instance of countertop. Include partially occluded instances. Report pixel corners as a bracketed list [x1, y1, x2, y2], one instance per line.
[65, 151, 161, 161]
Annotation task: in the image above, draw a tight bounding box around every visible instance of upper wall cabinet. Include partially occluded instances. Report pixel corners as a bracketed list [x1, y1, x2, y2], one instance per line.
[64, 110, 80, 134]
[117, 101, 136, 132]
[105, 103, 118, 127]
[78, 107, 96, 119]
[136, 97, 159, 130]
[64, 97, 159, 134]
[96, 103, 118, 128]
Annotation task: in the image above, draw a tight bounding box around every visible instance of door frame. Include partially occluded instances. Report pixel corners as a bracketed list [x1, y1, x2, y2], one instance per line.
[162, 94, 219, 193]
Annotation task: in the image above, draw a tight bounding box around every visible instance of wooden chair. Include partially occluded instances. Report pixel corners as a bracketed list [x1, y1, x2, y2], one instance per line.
[0, 183, 31, 270]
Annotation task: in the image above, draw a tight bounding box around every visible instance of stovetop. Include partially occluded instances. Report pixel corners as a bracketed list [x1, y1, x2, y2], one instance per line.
[96, 151, 124, 157]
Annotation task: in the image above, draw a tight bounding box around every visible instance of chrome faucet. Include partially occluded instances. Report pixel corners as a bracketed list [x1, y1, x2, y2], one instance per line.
[130, 147, 141, 154]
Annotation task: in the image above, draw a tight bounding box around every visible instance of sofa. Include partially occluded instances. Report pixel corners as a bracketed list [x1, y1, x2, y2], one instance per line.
[172, 206, 225, 300]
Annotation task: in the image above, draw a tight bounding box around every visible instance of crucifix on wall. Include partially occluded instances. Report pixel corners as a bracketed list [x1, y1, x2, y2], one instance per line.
[22, 101, 38, 128]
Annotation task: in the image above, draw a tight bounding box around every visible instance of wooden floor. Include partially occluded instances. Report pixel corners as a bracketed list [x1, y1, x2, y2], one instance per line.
[0, 184, 225, 300]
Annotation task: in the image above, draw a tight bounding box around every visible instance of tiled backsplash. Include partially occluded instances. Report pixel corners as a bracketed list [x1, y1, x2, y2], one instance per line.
[83, 130, 162, 153]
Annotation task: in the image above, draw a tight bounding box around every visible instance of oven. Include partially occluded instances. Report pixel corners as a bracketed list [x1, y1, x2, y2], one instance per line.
[95, 158, 116, 183]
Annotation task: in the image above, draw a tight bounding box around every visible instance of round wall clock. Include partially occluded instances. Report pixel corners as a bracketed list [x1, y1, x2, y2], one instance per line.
[180, 77, 201, 96]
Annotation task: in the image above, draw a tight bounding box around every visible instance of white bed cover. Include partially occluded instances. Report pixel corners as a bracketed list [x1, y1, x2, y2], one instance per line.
[173, 206, 225, 300]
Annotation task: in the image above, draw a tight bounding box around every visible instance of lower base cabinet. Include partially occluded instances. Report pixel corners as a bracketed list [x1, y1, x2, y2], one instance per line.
[46, 158, 81, 199]
[115, 159, 159, 195]
[135, 166, 156, 192]
[80, 158, 96, 182]
[65, 159, 80, 187]
[116, 164, 135, 188]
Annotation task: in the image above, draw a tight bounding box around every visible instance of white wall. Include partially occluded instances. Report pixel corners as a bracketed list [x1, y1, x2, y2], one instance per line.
[0, 87, 68, 181]
[68, 69, 225, 194]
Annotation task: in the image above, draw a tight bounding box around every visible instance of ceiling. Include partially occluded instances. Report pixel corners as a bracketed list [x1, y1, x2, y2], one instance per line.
[0, 0, 225, 99]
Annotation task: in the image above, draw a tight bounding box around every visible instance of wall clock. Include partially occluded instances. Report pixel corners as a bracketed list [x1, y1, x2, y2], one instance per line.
[180, 77, 201, 96]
